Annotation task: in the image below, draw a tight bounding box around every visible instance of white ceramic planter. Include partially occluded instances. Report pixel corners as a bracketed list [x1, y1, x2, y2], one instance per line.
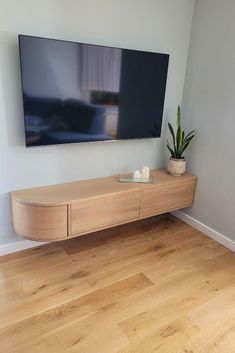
[167, 158, 186, 176]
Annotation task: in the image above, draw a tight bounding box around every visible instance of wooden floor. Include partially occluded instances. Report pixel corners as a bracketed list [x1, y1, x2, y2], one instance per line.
[0, 215, 235, 353]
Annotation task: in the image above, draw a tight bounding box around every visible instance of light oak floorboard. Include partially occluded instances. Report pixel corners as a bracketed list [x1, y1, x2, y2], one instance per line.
[0, 214, 234, 353]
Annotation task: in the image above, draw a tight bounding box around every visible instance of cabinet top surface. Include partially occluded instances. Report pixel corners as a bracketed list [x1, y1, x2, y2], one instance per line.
[11, 169, 197, 206]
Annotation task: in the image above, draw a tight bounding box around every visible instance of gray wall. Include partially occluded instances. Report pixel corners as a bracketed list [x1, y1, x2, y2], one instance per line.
[0, 0, 195, 246]
[181, 0, 235, 241]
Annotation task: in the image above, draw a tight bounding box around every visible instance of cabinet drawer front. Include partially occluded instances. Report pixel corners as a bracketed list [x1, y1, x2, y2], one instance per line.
[140, 180, 196, 218]
[12, 200, 68, 241]
[71, 191, 141, 236]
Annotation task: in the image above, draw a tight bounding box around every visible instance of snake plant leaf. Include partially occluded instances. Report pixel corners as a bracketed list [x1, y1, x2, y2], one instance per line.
[181, 137, 195, 156]
[176, 125, 182, 157]
[185, 130, 195, 140]
[177, 105, 181, 128]
[179, 127, 183, 150]
[185, 135, 195, 143]
[167, 144, 175, 158]
[167, 105, 195, 159]
[178, 141, 187, 156]
[180, 141, 190, 156]
[179, 135, 194, 156]
[168, 123, 175, 145]
[168, 122, 177, 155]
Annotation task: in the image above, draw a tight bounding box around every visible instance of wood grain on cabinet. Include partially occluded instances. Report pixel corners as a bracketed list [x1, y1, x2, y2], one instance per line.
[71, 191, 141, 236]
[140, 178, 196, 218]
[10, 169, 197, 242]
[11, 199, 68, 241]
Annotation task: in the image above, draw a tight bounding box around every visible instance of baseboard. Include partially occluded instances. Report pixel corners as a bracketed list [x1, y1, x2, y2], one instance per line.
[0, 240, 46, 256]
[172, 210, 235, 252]
[0, 228, 46, 256]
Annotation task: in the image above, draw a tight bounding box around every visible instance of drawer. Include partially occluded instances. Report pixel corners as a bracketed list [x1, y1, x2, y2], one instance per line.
[70, 191, 141, 236]
[140, 179, 196, 218]
[11, 199, 68, 241]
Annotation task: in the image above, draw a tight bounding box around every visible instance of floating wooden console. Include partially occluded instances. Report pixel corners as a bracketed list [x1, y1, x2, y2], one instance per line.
[10, 169, 197, 242]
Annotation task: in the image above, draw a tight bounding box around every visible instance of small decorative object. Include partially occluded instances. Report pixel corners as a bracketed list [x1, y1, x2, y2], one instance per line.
[141, 166, 150, 179]
[119, 166, 153, 184]
[133, 170, 142, 179]
[167, 106, 195, 176]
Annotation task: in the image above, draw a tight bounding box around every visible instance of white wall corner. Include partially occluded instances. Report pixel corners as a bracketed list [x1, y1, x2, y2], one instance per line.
[172, 210, 235, 253]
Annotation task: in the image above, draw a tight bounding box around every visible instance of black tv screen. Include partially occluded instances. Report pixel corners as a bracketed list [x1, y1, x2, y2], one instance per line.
[19, 35, 169, 147]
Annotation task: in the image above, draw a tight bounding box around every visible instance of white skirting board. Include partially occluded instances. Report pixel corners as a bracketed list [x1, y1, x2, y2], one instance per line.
[0, 239, 45, 256]
[0, 228, 46, 256]
[172, 210, 235, 253]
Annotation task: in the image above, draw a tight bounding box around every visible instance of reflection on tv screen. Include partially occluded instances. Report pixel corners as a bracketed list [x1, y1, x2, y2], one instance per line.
[19, 35, 169, 146]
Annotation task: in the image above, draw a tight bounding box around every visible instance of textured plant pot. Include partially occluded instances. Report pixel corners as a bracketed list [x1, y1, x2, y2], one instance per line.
[167, 158, 186, 176]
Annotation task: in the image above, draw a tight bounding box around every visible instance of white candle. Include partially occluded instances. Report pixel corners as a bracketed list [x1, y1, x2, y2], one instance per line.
[133, 170, 142, 179]
[141, 166, 150, 179]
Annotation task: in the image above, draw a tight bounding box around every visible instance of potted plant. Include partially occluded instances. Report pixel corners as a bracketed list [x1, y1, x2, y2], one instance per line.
[167, 106, 195, 176]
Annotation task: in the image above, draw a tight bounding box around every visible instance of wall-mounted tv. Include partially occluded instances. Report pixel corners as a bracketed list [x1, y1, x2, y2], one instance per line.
[19, 35, 169, 147]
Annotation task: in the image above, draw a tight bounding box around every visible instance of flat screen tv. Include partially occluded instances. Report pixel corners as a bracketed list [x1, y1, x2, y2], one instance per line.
[19, 35, 169, 147]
